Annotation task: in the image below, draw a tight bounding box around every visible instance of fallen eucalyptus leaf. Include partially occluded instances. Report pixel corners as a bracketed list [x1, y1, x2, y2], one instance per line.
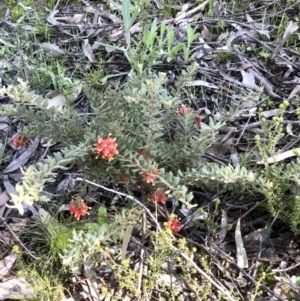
[235, 219, 248, 268]
[82, 39, 97, 63]
[40, 42, 65, 57]
[0, 253, 16, 280]
[3, 138, 39, 173]
[218, 210, 228, 243]
[45, 90, 66, 111]
[0, 277, 35, 299]
[288, 77, 300, 100]
[257, 148, 300, 164]
[272, 21, 299, 58]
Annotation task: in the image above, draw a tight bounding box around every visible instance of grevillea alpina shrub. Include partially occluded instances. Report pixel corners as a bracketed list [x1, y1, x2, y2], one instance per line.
[2, 67, 300, 234]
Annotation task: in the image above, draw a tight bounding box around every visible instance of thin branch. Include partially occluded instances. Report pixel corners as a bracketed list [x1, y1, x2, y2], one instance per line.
[0, 216, 39, 260]
[76, 177, 236, 301]
[76, 177, 161, 231]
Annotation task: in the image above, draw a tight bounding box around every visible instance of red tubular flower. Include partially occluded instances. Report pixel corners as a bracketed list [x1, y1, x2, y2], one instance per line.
[141, 169, 160, 185]
[12, 135, 29, 148]
[69, 196, 90, 220]
[167, 218, 181, 233]
[177, 104, 191, 116]
[151, 192, 167, 204]
[195, 115, 201, 129]
[95, 135, 118, 161]
[119, 176, 127, 182]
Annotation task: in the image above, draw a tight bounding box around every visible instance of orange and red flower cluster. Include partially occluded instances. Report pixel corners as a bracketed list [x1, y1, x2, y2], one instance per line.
[195, 115, 201, 129]
[177, 105, 202, 129]
[12, 134, 29, 148]
[151, 192, 166, 204]
[177, 104, 191, 116]
[69, 196, 90, 220]
[95, 135, 118, 161]
[167, 218, 181, 233]
[141, 169, 160, 185]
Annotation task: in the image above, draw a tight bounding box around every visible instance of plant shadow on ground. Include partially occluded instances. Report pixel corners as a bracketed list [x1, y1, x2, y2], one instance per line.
[1, 0, 300, 300]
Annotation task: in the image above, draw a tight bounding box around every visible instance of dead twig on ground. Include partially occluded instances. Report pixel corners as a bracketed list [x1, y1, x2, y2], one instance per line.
[0, 216, 39, 260]
[76, 177, 237, 301]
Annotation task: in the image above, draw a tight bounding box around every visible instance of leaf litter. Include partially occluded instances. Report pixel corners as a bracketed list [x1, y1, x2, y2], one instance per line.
[1, 0, 300, 300]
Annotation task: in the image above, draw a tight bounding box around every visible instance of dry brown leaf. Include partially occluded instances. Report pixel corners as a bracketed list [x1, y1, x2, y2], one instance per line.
[197, 107, 211, 115]
[121, 225, 133, 262]
[152, 187, 165, 197]
[8, 219, 27, 233]
[288, 77, 300, 100]
[55, 14, 84, 23]
[209, 137, 233, 156]
[0, 191, 9, 216]
[0, 253, 16, 280]
[45, 90, 66, 111]
[0, 277, 35, 299]
[0, 123, 9, 131]
[272, 21, 299, 58]
[237, 144, 256, 152]
[201, 25, 219, 41]
[40, 42, 65, 57]
[257, 148, 300, 164]
[82, 39, 97, 63]
[227, 27, 248, 47]
[174, 1, 209, 23]
[20, 25, 40, 33]
[174, 3, 190, 21]
[3, 138, 39, 173]
[242, 228, 271, 244]
[260, 108, 279, 118]
[247, 127, 264, 135]
[219, 70, 254, 89]
[246, 14, 263, 30]
[85, 6, 121, 24]
[218, 210, 227, 243]
[235, 219, 248, 269]
[241, 70, 255, 88]
[184, 79, 219, 90]
[247, 69, 280, 98]
[192, 40, 213, 59]
[46, 8, 61, 26]
[80, 264, 101, 301]
[3, 180, 15, 195]
[56, 176, 75, 193]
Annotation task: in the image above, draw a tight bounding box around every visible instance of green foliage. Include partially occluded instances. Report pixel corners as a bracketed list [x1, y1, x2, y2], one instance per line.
[1, 79, 85, 143]
[61, 207, 141, 272]
[13, 243, 68, 301]
[5, 0, 34, 20]
[2, 0, 300, 298]
[249, 100, 300, 233]
[131, 20, 199, 69]
[258, 47, 272, 60]
[7, 141, 92, 214]
[217, 50, 234, 64]
[257, 263, 276, 286]
[84, 61, 108, 89]
[2, 44, 300, 300]
[95, 16, 199, 70]
[2, 67, 300, 233]
[29, 268, 66, 301]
